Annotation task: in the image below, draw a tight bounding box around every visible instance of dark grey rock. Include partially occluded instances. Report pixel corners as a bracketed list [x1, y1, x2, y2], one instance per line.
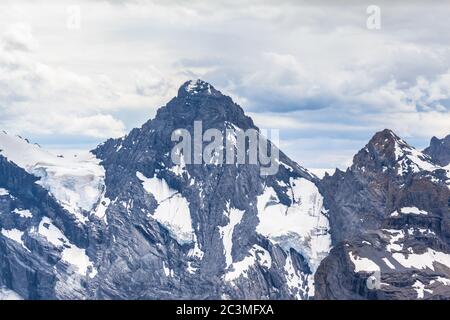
[316, 129, 450, 300]
[2, 81, 450, 300]
[1, 80, 320, 300]
[424, 135, 450, 166]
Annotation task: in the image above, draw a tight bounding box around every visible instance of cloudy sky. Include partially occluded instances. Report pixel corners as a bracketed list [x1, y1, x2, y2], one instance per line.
[1, 0, 449, 169]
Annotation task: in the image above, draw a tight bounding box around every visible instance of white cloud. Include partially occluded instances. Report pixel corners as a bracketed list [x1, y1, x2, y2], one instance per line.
[0, 1, 449, 168]
[2, 23, 38, 51]
[363, 111, 450, 140]
[0, 22, 175, 140]
[8, 113, 125, 138]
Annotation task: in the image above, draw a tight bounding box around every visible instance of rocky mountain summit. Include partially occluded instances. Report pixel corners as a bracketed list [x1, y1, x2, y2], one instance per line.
[316, 129, 450, 299]
[0, 80, 330, 299]
[1, 80, 449, 300]
[424, 134, 450, 167]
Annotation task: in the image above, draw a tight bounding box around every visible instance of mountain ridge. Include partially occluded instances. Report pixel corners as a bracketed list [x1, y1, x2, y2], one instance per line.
[424, 134, 450, 167]
[1, 79, 329, 299]
[316, 127, 450, 299]
[1, 80, 449, 300]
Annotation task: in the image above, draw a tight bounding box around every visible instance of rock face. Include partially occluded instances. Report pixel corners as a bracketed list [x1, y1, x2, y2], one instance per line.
[0, 80, 331, 299]
[424, 135, 450, 167]
[0, 155, 94, 299]
[316, 129, 450, 299]
[1, 80, 450, 300]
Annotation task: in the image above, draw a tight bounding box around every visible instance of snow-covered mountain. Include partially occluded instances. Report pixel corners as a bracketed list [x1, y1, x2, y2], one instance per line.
[0, 133, 100, 299]
[0, 131, 106, 223]
[316, 129, 450, 299]
[1, 80, 449, 300]
[0, 80, 330, 299]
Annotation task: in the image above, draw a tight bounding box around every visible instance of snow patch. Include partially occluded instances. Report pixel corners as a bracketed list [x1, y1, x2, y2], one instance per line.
[185, 79, 212, 95]
[348, 251, 380, 272]
[0, 132, 106, 224]
[401, 207, 428, 215]
[308, 168, 336, 179]
[394, 138, 440, 175]
[163, 261, 174, 277]
[431, 276, 450, 286]
[137, 171, 176, 202]
[186, 261, 198, 274]
[284, 254, 314, 299]
[219, 207, 244, 267]
[382, 257, 396, 270]
[12, 208, 32, 218]
[413, 280, 432, 299]
[93, 193, 111, 223]
[392, 248, 450, 271]
[0, 188, 9, 196]
[169, 152, 188, 177]
[224, 245, 271, 282]
[256, 178, 331, 272]
[1, 228, 27, 250]
[390, 210, 399, 217]
[384, 229, 405, 252]
[36, 217, 96, 278]
[188, 234, 204, 260]
[153, 195, 193, 244]
[137, 171, 194, 244]
[391, 207, 428, 216]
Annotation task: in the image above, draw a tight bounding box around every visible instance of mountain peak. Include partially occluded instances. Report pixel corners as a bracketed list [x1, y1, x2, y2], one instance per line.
[369, 128, 402, 146]
[424, 133, 450, 166]
[145, 80, 256, 133]
[177, 79, 220, 98]
[351, 129, 399, 172]
[352, 129, 439, 175]
[357, 129, 407, 163]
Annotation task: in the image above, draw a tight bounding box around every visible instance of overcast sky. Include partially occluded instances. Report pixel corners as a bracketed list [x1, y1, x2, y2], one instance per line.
[1, 0, 449, 169]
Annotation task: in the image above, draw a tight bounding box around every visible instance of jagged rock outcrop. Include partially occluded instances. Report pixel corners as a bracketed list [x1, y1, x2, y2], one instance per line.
[90, 80, 330, 299]
[424, 135, 450, 167]
[316, 129, 450, 299]
[0, 80, 331, 300]
[2, 80, 450, 300]
[0, 153, 95, 299]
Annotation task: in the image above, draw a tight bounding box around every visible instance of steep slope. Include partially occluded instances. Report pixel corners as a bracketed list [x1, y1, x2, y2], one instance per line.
[424, 134, 450, 167]
[91, 79, 331, 299]
[0, 131, 106, 223]
[2, 82, 449, 300]
[316, 129, 450, 299]
[0, 80, 331, 299]
[0, 142, 100, 299]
